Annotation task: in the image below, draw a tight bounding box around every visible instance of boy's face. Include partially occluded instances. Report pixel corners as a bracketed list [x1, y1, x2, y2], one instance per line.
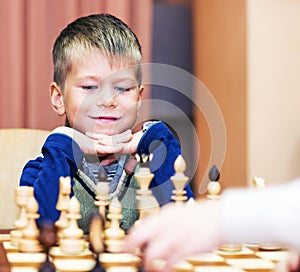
[50, 51, 143, 136]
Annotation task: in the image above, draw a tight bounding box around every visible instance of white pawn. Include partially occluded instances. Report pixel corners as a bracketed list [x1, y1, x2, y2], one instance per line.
[10, 186, 34, 247]
[95, 181, 110, 227]
[251, 177, 266, 189]
[171, 155, 189, 204]
[134, 153, 159, 222]
[55, 176, 71, 240]
[59, 196, 85, 253]
[19, 195, 43, 252]
[104, 197, 125, 253]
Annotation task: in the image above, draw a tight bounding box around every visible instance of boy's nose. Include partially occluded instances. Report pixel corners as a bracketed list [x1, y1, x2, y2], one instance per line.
[96, 87, 117, 107]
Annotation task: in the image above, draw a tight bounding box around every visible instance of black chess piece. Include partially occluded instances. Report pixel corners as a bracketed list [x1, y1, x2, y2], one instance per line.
[38, 222, 57, 272]
[137, 260, 146, 272]
[98, 167, 108, 182]
[209, 165, 220, 182]
[89, 211, 106, 272]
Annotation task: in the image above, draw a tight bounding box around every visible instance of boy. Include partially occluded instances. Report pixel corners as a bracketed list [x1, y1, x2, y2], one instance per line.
[20, 13, 194, 233]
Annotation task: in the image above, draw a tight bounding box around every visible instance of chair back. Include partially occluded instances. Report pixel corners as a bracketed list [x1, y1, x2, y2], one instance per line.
[0, 128, 50, 229]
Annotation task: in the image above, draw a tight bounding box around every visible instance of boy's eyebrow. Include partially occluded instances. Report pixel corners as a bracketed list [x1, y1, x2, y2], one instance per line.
[76, 75, 102, 81]
[112, 76, 138, 82]
[76, 75, 137, 84]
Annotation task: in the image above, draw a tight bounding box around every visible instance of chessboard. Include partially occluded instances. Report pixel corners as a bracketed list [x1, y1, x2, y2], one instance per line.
[0, 155, 294, 271]
[0, 231, 293, 271]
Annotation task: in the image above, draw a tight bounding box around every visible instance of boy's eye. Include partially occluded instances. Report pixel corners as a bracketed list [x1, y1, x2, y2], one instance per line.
[114, 86, 131, 92]
[114, 86, 136, 93]
[82, 85, 99, 91]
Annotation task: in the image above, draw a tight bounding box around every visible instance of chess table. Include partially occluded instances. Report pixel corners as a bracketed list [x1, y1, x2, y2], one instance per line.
[0, 230, 11, 272]
[0, 229, 294, 272]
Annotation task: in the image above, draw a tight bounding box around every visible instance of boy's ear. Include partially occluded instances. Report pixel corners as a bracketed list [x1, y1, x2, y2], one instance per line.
[49, 82, 65, 116]
[138, 85, 144, 108]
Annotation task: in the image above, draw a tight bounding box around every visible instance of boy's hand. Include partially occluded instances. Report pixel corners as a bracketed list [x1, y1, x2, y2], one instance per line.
[86, 129, 144, 155]
[51, 126, 126, 155]
[52, 127, 144, 155]
[121, 130, 144, 154]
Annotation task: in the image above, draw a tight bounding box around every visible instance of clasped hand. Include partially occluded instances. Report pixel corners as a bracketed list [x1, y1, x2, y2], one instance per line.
[52, 126, 143, 156]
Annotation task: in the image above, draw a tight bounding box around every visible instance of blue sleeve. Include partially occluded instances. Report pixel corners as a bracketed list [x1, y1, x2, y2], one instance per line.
[20, 133, 83, 223]
[137, 122, 194, 205]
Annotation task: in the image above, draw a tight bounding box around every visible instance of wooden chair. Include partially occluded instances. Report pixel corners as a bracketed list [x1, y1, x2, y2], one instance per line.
[0, 128, 50, 229]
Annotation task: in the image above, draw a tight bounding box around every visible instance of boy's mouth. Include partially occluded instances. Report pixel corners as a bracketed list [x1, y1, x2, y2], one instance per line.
[93, 116, 119, 122]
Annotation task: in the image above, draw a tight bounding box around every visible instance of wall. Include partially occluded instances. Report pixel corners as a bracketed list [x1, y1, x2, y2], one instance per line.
[247, 0, 300, 184]
[192, 0, 300, 194]
[192, 0, 247, 195]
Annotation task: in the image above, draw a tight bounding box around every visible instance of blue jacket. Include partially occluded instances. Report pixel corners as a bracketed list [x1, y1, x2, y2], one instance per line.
[20, 121, 194, 230]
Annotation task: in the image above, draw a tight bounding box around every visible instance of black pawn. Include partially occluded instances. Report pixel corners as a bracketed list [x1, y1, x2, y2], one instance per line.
[137, 261, 146, 272]
[90, 259, 106, 272]
[38, 222, 57, 272]
[98, 167, 108, 182]
[209, 165, 220, 182]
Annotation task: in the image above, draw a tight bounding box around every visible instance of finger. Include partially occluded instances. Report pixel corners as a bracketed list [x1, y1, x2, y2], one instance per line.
[87, 130, 133, 144]
[111, 130, 132, 143]
[143, 240, 170, 272]
[95, 143, 124, 154]
[289, 251, 300, 271]
[143, 231, 194, 272]
[123, 216, 160, 252]
[121, 131, 144, 154]
[120, 141, 135, 154]
[163, 251, 188, 272]
[85, 131, 110, 139]
[87, 129, 132, 139]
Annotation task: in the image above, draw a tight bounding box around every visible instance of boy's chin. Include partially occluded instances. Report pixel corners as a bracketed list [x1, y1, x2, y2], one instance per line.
[93, 128, 127, 136]
[92, 130, 116, 136]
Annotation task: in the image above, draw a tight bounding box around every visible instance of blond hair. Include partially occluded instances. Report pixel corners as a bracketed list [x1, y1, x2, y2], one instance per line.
[52, 13, 142, 90]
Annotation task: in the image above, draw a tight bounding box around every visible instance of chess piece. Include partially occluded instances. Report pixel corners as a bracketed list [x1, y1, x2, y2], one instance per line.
[134, 153, 154, 190]
[59, 196, 85, 253]
[104, 197, 125, 253]
[38, 222, 57, 272]
[186, 197, 196, 206]
[19, 195, 43, 252]
[170, 155, 189, 204]
[206, 165, 221, 200]
[251, 177, 283, 251]
[218, 243, 243, 252]
[207, 166, 243, 252]
[10, 186, 34, 246]
[134, 153, 160, 222]
[89, 211, 106, 272]
[94, 171, 110, 228]
[251, 176, 266, 189]
[55, 176, 71, 240]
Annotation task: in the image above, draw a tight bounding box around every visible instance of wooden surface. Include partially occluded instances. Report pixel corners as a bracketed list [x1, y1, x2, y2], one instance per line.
[0, 228, 293, 272]
[0, 229, 10, 272]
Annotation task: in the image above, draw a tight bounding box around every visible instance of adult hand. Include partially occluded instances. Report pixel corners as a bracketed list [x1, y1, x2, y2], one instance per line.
[123, 201, 222, 272]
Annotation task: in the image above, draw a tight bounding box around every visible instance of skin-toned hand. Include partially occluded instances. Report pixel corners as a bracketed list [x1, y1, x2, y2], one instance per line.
[120, 130, 144, 154]
[86, 129, 132, 145]
[52, 126, 144, 156]
[86, 129, 144, 155]
[123, 202, 222, 272]
[51, 126, 126, 155]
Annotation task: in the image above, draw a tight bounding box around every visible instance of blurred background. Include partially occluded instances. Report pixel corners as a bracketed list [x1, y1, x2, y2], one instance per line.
[0, 0, 300, 197]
